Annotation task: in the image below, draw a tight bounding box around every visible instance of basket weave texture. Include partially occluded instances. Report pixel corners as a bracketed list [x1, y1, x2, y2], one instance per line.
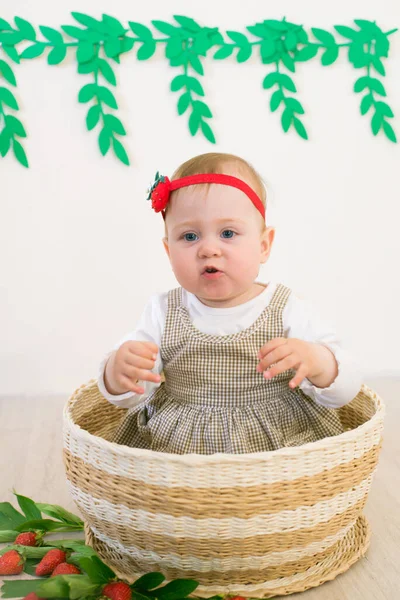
[63, 381, 384, 598]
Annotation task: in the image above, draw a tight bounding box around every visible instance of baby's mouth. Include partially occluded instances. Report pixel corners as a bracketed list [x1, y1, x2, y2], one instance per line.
[202, 266, 224, 279]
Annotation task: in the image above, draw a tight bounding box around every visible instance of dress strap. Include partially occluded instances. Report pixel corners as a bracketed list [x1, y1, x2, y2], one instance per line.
[267, 283, 292, 312]
[162, 288, 183, 350]
[167, 287, 183, 309]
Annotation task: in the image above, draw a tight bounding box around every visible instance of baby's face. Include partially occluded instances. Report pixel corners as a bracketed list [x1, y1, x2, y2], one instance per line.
[163, 182, 274, 307]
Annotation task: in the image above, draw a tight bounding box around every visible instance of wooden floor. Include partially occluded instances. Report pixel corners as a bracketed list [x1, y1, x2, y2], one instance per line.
[0, 377, 399, 599]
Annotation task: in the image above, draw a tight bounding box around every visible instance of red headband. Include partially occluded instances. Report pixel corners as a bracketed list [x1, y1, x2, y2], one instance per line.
[146, 172, 265, 220]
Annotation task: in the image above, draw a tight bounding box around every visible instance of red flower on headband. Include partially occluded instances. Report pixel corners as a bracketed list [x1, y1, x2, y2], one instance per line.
[146, 172, 171, 213]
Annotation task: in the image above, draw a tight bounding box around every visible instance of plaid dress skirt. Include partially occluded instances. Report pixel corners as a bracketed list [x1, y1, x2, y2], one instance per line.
[112, 284, 344, 454]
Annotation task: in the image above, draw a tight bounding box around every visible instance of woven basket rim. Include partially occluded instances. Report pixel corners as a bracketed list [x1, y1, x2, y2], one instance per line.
[63, 380, 385, 465]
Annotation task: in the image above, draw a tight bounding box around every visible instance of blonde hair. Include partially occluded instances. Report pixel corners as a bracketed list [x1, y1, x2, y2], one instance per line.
[164, 152, 267, 233]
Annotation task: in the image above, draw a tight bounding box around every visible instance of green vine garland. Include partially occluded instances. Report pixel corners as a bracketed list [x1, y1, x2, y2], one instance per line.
[0, 13, 397, 167]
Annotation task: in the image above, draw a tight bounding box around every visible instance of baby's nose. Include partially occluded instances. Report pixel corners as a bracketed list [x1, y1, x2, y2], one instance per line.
[198, 240, 222, 258]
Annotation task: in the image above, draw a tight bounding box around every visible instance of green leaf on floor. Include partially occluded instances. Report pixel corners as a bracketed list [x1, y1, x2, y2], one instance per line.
[35, 503, 84, 526]
[14, 492, 43, 521]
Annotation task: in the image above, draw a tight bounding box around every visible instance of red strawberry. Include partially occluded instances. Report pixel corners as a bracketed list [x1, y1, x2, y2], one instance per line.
[103, 582, 132, 600]
[0, 549, 24, 575]
[35, 549, 67, 576]
[23, 594, 45, 600]
[150, 177, 171, 213]
[51, 562, 81, 576]
[14, 532, 40, 546]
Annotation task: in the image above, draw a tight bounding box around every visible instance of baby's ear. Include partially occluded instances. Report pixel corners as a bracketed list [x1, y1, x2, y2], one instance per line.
[162, 237, 170, 259]
[260, 226, 275, 263]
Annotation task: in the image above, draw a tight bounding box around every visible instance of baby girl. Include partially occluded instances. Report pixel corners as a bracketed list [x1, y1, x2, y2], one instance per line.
[98, 152, 362, 454]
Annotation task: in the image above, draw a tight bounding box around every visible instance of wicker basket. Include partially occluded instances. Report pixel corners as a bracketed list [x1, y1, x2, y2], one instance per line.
[63, 381, 384, 598]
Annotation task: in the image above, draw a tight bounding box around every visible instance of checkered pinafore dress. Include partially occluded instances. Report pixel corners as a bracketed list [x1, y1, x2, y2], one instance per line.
[112, 283, 344, 453]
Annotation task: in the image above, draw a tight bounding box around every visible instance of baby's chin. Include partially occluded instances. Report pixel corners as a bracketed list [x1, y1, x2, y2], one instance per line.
[191, 281, 257, 308]
[183, 279, 231, 300]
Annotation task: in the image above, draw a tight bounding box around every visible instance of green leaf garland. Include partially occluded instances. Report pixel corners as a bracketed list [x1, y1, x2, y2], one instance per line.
[0, 13, 397, 167]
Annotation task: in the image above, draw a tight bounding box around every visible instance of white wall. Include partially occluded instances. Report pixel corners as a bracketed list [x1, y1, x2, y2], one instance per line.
[1, 0, 400, 395]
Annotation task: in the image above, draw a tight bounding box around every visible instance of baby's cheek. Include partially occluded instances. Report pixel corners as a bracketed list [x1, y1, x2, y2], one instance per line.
[171, 251, 196, 281]
[233, 244, 260, 268]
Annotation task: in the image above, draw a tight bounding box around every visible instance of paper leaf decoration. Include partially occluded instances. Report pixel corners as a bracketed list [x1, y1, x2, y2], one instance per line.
[0, 13, 397, 167]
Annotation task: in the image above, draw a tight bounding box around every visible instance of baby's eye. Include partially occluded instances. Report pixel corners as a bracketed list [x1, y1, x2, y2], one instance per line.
[221, 229, 236, 239]
[183, 232, 198, 242]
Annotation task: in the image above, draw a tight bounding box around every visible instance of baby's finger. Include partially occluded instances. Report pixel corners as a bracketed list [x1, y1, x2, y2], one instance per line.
[124, 354, 156, 371]
[119, 375, 145, 395]
[258, 337, 287, 360]
[119, 363, 146, 380]
[141, 341, 159, 357]
[130, 343, 159, 361]
[263, 356, 297, 380]
[131, 368, 162, 384]
[289, 365, 308, 389]
[142, 341, 159, 351]
[257, 345, 291, 373]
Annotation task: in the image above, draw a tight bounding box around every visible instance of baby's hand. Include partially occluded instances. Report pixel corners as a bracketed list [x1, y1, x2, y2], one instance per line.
[257, 338, 338, 389]
[104, 341, 161, 395]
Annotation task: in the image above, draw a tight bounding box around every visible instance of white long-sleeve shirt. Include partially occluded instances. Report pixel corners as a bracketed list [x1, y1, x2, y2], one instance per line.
[98, 281, 363, 409]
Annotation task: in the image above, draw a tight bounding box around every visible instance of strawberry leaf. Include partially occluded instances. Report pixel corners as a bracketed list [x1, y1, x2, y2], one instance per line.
[15, 519, 82, 532]
[23, 557, 40, 576]
[38, 575, 100, 600]
[132, 572, 166, 590]
[35, 503, 83, 526]
[1, 545, 57, 558]
[2, 575, 100, 600]
[1, 580, 43, 598]
[36, 576, 70, 598]
[0, 530, 20, 542]
[14, 492, 42, 521]
[153, 579, 199, 600]
[49, 539, 95, 554]
[132, 592, 153, 600]
[0, 503, 26, 529]
[75, 556, 116, 583]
